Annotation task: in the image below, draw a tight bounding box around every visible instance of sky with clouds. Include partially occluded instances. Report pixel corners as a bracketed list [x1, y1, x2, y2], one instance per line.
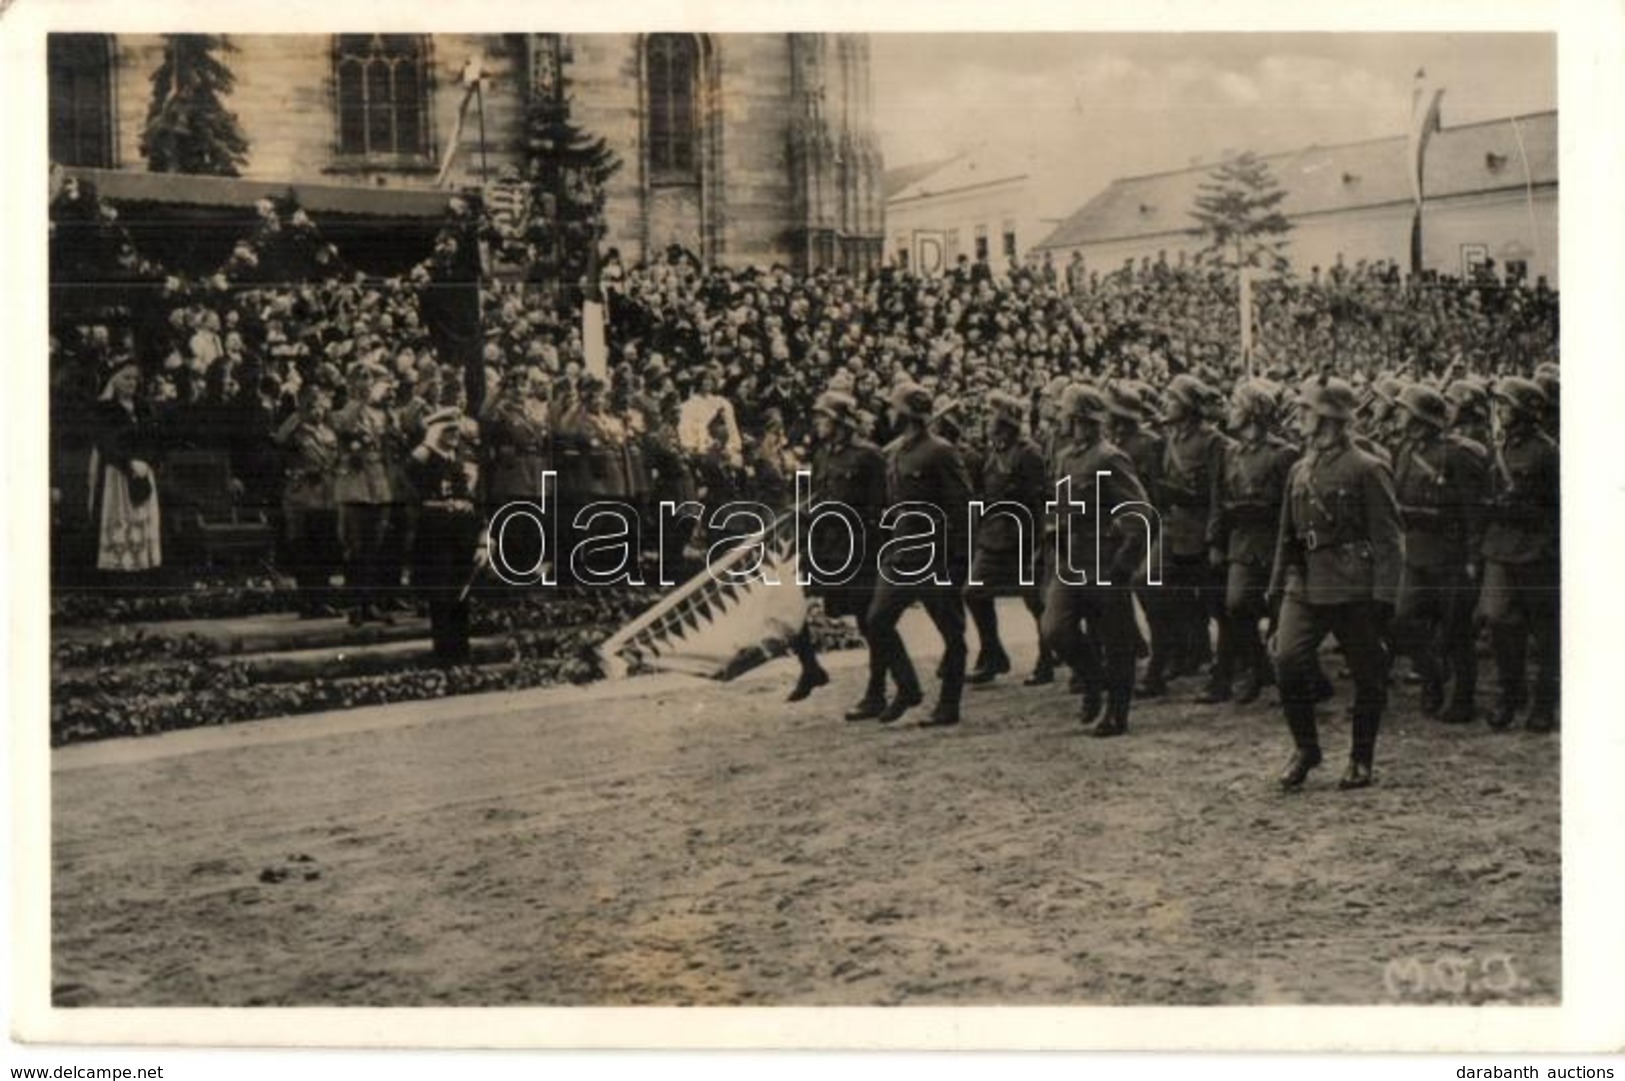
[871, 33, 1556, 218]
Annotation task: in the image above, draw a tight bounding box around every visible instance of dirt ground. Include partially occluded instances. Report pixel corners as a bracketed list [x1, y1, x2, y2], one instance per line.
[50, 604, 1560, 1007]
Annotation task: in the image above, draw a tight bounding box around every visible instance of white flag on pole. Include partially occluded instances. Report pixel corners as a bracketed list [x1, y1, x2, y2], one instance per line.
[583, 300, 608, 380]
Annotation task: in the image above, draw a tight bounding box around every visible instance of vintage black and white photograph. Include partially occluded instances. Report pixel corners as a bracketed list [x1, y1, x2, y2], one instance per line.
[13, 7, 1615, 1049]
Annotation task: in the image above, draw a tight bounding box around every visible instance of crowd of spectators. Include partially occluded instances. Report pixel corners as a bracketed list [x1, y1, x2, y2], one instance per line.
[49, 183, 1560, 592]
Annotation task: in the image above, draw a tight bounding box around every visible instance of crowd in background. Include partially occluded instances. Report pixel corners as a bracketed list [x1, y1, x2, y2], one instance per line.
[49, 186, 1560, 606]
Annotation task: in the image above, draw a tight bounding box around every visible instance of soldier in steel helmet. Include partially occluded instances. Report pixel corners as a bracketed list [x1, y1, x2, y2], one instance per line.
[1155, 373, 1231, 699]
[1039, 382, 1156, 737]
[791, 388, 889, 710]
[963, 390, 1047, 686]
[1390, 383, 1492, 722]
[1268, 374, 1404, 790]
[1479, 377, 1560, 732]
[859, 380, 974, 728]
[1208, 379, 1298, 704]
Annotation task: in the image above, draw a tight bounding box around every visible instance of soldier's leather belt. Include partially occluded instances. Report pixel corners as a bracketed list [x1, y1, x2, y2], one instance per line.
[422, 498, 475, 513]
[1300, 530, 1368, 554]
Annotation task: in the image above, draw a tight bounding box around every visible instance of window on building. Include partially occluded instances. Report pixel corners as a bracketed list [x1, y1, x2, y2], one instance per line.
[48, 34, 114, 168]
[1505, 259, 1529, 284]
[946, 228, 961, 263]
[1002, 218, 1018, 260]
[646, 34, 700, 183]
[334, 34, 432, 163]
[974, 224, 989, 263]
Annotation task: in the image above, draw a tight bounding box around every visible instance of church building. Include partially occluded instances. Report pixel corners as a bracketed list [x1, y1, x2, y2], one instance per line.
[48, 33, 886, 273]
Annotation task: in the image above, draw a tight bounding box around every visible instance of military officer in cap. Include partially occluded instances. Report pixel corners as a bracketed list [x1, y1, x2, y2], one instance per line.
[481, 366, 553, 579]
[1390, 384, 1491, 721]
[1268, 375, 1404, 790]
[1209, 379, 1299, 704]
[861, 381, 974, 728]
[788, 389, 888, 708]
[406, 405, 484, 666]
[963, 389, 1048, 685]
[1040, 382, 1154, 736]
[1155, 373, 1230, 695]
[1479, 377, 1560, 732]
[331, 361, 400, 625]
[274, 384, 340, 618]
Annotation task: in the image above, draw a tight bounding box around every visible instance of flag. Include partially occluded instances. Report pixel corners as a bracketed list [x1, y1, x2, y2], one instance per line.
[583, 299, 608, 380]
[599, 513, 807, 681]
[1407, 69, 1445, 209]
[435, 55, 486, 188]
[1238, 266, 1257, 373]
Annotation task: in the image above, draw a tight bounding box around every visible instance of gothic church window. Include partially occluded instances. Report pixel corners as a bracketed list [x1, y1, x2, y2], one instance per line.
[334, 34, 432, 163]
[646, 34, 699, 183]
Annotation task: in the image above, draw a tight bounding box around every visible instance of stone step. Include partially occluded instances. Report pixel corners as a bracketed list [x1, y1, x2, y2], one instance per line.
[237, 636, 514, 684]
[54, 611, 434, 656]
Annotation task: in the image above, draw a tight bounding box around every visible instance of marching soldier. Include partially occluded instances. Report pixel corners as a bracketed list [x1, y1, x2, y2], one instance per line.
[787, 390, 887, 708]
[1445, 378, 1495, 452]
[1023, 376, 1077, 687]
[1390, 384, 1491, 721]
[1039, 383, 1154, 736]
[406, 406, 485, 666]
[1479, 377, 1560, 732]
[860, 381, 973, 728]
[1268, 376, 1404, 790]
[273, 384, 340, 618]
[331, 362, 399, 625]
[1105, 382, 1167, 696]
[1155, 374, 1229, 697]
[1209, 379, 1298, 704]
[962, 390, 1047, 685]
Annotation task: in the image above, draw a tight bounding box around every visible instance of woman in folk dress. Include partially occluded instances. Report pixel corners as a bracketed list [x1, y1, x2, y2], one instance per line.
[88, 358, 163, 574]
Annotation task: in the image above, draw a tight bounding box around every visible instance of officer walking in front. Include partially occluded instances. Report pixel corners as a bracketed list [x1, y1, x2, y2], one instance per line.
[862, 381, 974, 728]
[1269, 375, 1405, 790]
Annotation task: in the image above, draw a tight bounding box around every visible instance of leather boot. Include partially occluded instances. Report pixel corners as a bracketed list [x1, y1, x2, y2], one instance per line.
[1278, 746, 1323, 790]
[966, 650, 1011, 685]
[787, 665, 830, 702]
[878, 688, 924, 724]
[844, 697, 886, 722]
[1337, 758, 1374, 790]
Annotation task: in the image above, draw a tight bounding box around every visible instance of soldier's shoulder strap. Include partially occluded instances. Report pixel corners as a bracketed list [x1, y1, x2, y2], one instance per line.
[1447, 432, 1491, 461]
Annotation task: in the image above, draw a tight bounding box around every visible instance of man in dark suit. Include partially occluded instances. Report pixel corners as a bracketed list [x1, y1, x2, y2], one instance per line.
[860, 381, 973, 728]
[1268, 376, 1405, 791]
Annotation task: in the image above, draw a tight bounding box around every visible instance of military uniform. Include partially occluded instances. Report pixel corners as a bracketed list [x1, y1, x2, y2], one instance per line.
[1039, 386, 1153, 735]
[1269, 387, 1404, 788]
[1391, 388, 1491, 721]
[963, 397, 1047, 683]
[406, 414, 484, 666]
[330, 392, 399, 622]
[1156, 408, 1229, 686]
[1479, 379, 1560, 730]
[1111, 403, 1168, 696]
[863, 383, 974, 726]
[481, 394, 553, 581]
[1212, 431, 1299, 701]
[274, 408, 339, 617]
